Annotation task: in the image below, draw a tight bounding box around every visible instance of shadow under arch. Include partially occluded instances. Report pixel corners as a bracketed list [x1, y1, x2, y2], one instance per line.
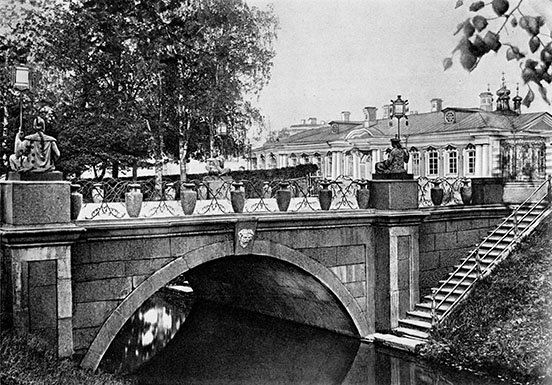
[81, 239, 370, 371]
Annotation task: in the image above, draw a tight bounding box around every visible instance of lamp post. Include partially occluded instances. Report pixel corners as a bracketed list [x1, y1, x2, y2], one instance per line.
[1, 65, 32, 174]
[390, 95, 408, 139]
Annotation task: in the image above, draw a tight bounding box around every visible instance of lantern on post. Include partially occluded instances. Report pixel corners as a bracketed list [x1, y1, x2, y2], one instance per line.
[13, 65, 32, 91]
[390, 95, 409, 139]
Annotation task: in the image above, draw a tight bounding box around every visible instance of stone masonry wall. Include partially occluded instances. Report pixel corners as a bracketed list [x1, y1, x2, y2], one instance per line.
[418, 205, 509, 297]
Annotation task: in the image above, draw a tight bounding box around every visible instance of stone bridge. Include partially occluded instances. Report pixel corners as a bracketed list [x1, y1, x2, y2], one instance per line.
[0, 179, 508, 371]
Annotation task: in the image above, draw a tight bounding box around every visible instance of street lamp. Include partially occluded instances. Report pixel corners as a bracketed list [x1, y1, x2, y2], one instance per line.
[390, 95, 408, 139]
[13, 66, 32, 91]
[2, 65, 33, 173]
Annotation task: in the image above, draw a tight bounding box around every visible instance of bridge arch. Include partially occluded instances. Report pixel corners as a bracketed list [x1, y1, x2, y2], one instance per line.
[81, 239, 369, 370]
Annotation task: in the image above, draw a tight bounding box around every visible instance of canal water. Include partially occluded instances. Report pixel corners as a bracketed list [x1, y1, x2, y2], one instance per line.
[101, 288, 514, 385]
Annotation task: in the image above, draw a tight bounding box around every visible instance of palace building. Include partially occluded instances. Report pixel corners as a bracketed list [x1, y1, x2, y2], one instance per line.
[250, 83, 552, 184]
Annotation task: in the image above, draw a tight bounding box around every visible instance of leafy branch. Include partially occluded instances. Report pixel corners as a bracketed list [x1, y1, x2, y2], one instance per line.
[445, 0, 552, 107]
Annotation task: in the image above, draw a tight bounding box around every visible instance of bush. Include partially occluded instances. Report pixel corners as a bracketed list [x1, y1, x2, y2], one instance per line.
[0, 330, 135, 385]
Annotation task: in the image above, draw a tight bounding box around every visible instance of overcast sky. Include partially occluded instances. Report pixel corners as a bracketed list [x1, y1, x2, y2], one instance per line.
[246, 0, 551, 133]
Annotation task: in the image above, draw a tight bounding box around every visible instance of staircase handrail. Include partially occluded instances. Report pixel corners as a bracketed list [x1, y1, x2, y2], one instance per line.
[430, 177, 551, 324]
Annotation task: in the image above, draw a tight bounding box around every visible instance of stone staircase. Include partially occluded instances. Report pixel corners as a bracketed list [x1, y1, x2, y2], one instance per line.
[394, 181, 552, 342]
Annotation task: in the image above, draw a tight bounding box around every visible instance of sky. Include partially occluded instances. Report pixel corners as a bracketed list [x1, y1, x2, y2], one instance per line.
[246, 0, 552, 134]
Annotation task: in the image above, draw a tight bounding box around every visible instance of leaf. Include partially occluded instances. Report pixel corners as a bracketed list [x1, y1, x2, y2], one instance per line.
[522, 88, 535, 107]
[491, 0, 509, 17]
[469, 1, 485, 12]
[472, 15, 488, 32]
[455, 0, 464, 8]
[529, 36, 540, 54]
[538, 84, 551, 105]
[460, 50, 478, 71]
[483, 31, 501, 52]
[506, 45, 525, 61]
[443, 57, 453, 71]
[464, 21, 475, 37]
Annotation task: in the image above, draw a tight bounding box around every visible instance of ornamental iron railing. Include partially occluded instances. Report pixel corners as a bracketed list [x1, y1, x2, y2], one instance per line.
[72, 175, 471, 220]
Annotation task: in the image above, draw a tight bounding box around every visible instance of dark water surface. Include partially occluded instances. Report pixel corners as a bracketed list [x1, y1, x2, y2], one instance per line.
[102, 291, 514, 385]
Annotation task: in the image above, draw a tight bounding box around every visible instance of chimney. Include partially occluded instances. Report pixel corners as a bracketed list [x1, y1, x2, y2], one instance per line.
[362, 106, 377, 127]
[382, 104, 390, 119]
[341, 111, 350, 122]
[300, 119, 306, 125]
[430, 98, 443, 112]
[308, 117, 317, 125]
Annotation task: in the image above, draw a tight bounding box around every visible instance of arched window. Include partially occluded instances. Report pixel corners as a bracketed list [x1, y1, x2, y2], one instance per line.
[427, 147, 439, 176]
[410, 147, 421, 176]
[289, 153, 298, 167]
[360, 153, 370, 179]
[445, 145, 458, 175]
[465, 143, 476, 175]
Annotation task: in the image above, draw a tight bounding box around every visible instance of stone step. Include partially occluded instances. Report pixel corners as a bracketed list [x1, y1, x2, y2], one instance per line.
[405, 310, 432, 321]
[394, 327, 429, 340]
[373, 333, 425, 353]
[398, 318, 432, 332]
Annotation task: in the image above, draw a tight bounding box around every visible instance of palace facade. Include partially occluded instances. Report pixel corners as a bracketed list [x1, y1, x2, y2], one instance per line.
[250, 84, 552, 183]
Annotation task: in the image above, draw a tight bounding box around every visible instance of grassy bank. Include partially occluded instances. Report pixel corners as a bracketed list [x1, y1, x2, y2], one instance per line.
[420, 215, 552, 384]
[0, 330, 135, 385]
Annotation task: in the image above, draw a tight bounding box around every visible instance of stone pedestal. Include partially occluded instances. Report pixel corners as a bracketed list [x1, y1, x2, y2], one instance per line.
[471, 177, 504, 205]
[368, 179, 418, 210]
[1, 180, 70, 225]
[1, 179, 81, 358]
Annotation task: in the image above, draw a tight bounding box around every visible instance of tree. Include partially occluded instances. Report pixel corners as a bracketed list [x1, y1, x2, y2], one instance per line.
[445, 0, 552, 107]
[1, 0, 278, 181]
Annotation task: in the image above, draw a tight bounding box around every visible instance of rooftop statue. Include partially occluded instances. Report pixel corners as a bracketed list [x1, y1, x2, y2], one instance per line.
[9, 117, 60, 173]
[375, 137, 409, 175]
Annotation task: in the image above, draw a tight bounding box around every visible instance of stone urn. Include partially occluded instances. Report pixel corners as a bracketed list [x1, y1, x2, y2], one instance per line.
[125, 183, 143, 218]
[356, 180, 370, 209]
[276, 181, 292, 212]
[231, 182, 245, 213]
[70, 184, 83, 221]
[180, 182, 197, 215]
[460, 180, 472, 205]
[318, 180, 333, 211]
[92, 183, 104, 203]
[430, 180, 444, 206]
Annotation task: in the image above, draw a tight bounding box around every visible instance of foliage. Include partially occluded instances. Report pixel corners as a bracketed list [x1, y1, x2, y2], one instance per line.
[445, 0, 552, 107]
[0, 330, 136, 385]
[420, 215, 552, 384]
[0, 0, 278, 179]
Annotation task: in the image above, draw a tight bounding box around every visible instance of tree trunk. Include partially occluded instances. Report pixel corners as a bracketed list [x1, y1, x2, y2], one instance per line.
[112, 161, 119, 179]
[179, 119, 191, 183]
[132, 160, 138, 181]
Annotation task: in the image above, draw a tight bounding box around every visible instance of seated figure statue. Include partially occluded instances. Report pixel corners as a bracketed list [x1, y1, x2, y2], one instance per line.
[9, 117, 60, 173]
[375, 137, 409, 175]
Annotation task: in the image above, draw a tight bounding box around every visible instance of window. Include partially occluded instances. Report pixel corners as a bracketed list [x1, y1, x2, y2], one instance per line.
[466, 146, 476, 175]
[289, 154, 297, 167]
[427, 148, 439, 176]
[411, 151, 421, 176]
[446, 146, 458, 175]
[360, 154, 369, 179]
[326, 153, 332, 177]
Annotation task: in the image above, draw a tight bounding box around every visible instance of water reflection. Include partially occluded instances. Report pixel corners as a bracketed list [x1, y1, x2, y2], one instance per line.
[102, 292, 514, 385]
[100, 287, 193, 373]
[132, 301, 512, 385]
